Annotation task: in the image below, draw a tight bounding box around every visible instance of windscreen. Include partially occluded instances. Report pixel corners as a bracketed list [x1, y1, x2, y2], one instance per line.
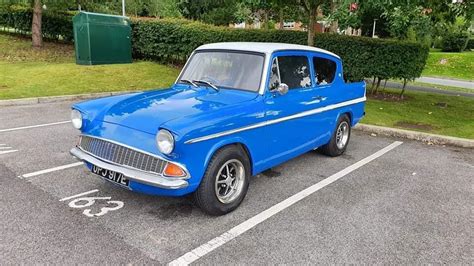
[179, 51, 265, 92]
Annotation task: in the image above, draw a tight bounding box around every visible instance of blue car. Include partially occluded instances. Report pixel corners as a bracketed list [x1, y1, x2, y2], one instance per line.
[70, 42, 366, 215]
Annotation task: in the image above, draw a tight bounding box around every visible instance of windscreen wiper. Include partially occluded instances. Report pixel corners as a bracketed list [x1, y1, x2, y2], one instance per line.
[193, 80, 219, 91]
[179, 79, 198, 87]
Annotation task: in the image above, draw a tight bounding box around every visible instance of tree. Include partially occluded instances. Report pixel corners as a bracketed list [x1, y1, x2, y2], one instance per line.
[298, 0, 324, 46]
[178, 0, 239, 26]
[31, 0, 42, 47]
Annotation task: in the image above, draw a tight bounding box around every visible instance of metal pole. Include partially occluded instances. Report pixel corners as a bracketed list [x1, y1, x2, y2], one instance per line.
[122, 0, 126, 16]
[372, 19, 377, 38]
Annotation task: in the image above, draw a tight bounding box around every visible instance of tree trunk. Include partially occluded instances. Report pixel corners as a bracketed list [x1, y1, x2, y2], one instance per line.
[279, 8, 284, 30]
[264, 10, 269, 30]
[369, 77, 376, 94]
[307, 7, 317, 46]
[32, 0, 43, 48]
[329, 0, 338, 33]
[400, 79, 407, 99]
[374, 77, 381, 95]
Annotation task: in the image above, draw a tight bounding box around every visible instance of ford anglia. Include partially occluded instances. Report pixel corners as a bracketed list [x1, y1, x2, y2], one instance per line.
[70, 42, 366, 215]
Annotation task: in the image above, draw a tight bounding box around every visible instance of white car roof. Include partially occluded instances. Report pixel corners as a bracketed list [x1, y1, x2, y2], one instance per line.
[196, 42, 340, 59]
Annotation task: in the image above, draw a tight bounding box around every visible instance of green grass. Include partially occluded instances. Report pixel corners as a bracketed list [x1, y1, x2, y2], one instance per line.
[0, 33, 180, 99]
[1, 33, 473, 139]
[422, 51, 474, 81]
[363, 89, 474, 139]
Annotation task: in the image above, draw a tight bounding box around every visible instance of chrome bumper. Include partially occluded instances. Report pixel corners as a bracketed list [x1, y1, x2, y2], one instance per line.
[70, 147, 189, 189]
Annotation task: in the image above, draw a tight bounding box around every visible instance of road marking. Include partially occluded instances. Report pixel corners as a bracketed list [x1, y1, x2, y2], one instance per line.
[20, 162, 84, 178]
[169, 141, 403, 266]
[0, 147, 12, 149]
[0, 150, 18, 155]
[0, 121, 69, 133]
[0, 144, 6, 146]
[59, 189, 99, 202]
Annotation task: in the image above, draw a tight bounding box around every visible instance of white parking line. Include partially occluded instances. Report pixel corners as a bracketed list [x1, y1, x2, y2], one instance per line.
[169, 141, 403, 266]
[0, 147, 12, 149]
[59, 189, 99, 202]
[0, 150, 18, 155]
[0, 121, 69, 133]
[20, 162, 84, 178]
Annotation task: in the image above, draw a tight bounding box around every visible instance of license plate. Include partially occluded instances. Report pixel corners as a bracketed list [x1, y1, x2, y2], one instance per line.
[91, 165, 130, 187]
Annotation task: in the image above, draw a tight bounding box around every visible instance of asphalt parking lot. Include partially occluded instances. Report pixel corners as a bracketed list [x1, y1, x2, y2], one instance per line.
[1, 101, 472, 264]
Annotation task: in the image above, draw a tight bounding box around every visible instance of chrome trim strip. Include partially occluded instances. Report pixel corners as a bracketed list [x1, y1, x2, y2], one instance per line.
[79, 134, 190, 179]
[185, 97, 366, 144]
[70, 148, 189, 189]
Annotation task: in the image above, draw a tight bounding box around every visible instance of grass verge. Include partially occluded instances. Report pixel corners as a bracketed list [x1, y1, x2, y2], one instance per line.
[363, 89, 474, 139]
[422, 51, 473, 81]
[0, 33, 179, 100]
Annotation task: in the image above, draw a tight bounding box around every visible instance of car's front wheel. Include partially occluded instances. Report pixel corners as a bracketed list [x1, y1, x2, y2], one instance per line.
[194, 145, 250, 215]
[320, 114, 351, 157]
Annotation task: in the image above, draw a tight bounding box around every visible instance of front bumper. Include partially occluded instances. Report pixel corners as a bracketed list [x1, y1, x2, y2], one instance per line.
[70, 147, 189, 189]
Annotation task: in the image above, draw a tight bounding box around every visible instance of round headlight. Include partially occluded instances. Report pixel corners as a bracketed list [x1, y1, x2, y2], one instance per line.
[71, 109, 83, 129]
[156, 129, 174, 155]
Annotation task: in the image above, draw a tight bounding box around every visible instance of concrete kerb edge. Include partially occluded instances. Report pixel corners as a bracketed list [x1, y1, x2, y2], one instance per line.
[354, 124, 474, 148]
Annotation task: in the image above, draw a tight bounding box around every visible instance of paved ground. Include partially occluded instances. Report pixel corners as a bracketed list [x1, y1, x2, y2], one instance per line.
[383, 81, 474, 98]
[417, 77, 473, 89]
[0, 101, 472, 264]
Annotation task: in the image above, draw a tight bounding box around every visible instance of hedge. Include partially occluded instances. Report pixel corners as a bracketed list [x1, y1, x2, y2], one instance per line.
[132, 19, 429, 82]
[0, 7, 74, 41]
[0, 8, 429, 82]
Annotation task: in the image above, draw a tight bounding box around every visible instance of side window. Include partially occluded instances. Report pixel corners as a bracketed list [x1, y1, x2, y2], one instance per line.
[278, 56, 311, 89]
[269, 58, 280, 90]
[313, 57, 337, 85]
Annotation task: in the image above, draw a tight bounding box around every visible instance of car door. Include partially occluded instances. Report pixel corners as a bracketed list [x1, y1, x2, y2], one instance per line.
[311, 53, 343, 138]
[261, 51, 328, 169]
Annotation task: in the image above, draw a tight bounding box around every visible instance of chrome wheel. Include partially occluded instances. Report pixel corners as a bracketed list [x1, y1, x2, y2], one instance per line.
[336, 121, 350, 149]
[214, 159, 245, 204]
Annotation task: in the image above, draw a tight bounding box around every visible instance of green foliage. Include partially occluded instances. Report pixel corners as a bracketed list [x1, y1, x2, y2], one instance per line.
[132, 18, 428, 82]
[439, 16, 470, 52]
[177, 0, 238, 26]
[467, 38, 474, 50]
[441, 32, 469, 52]
[0, 6, 74, 41]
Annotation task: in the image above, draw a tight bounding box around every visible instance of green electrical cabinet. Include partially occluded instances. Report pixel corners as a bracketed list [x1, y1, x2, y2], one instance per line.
[73, 12, 132, 65]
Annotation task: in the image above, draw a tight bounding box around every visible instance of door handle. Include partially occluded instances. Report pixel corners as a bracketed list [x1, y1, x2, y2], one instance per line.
[312, 96, 326, 101]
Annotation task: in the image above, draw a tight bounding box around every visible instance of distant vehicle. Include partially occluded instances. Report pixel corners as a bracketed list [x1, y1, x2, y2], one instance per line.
[70, 42, 366, 215]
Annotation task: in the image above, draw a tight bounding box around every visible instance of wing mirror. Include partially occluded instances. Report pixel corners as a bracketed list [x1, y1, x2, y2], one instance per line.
[271, 83, 289, 96]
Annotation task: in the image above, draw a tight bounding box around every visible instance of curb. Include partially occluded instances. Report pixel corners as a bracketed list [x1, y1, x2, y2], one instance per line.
[354, 124, 474, 148]
[0, 91, 138, 107]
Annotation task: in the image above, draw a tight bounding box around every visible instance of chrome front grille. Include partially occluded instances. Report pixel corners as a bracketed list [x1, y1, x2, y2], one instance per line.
[78, 135, 167, 175]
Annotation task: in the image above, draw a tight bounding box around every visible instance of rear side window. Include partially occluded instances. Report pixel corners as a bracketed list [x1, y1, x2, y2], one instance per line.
[313, 57, 337, 85]
[275, 56, 311, 90]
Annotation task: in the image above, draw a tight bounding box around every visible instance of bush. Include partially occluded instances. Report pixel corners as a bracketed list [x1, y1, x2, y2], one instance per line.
[441, 32, 469, 52]
[0, 7, 74, 41]
[132, 18, 428, 82]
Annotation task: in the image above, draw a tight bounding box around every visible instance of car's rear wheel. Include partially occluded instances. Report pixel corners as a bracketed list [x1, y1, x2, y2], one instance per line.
[320, 114, 351, 157]
[193, 145, 250, 215]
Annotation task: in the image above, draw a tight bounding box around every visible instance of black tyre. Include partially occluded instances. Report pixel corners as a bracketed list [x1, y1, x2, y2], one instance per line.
[320, 114, 351, 157]
[193, 145, 250, 215]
